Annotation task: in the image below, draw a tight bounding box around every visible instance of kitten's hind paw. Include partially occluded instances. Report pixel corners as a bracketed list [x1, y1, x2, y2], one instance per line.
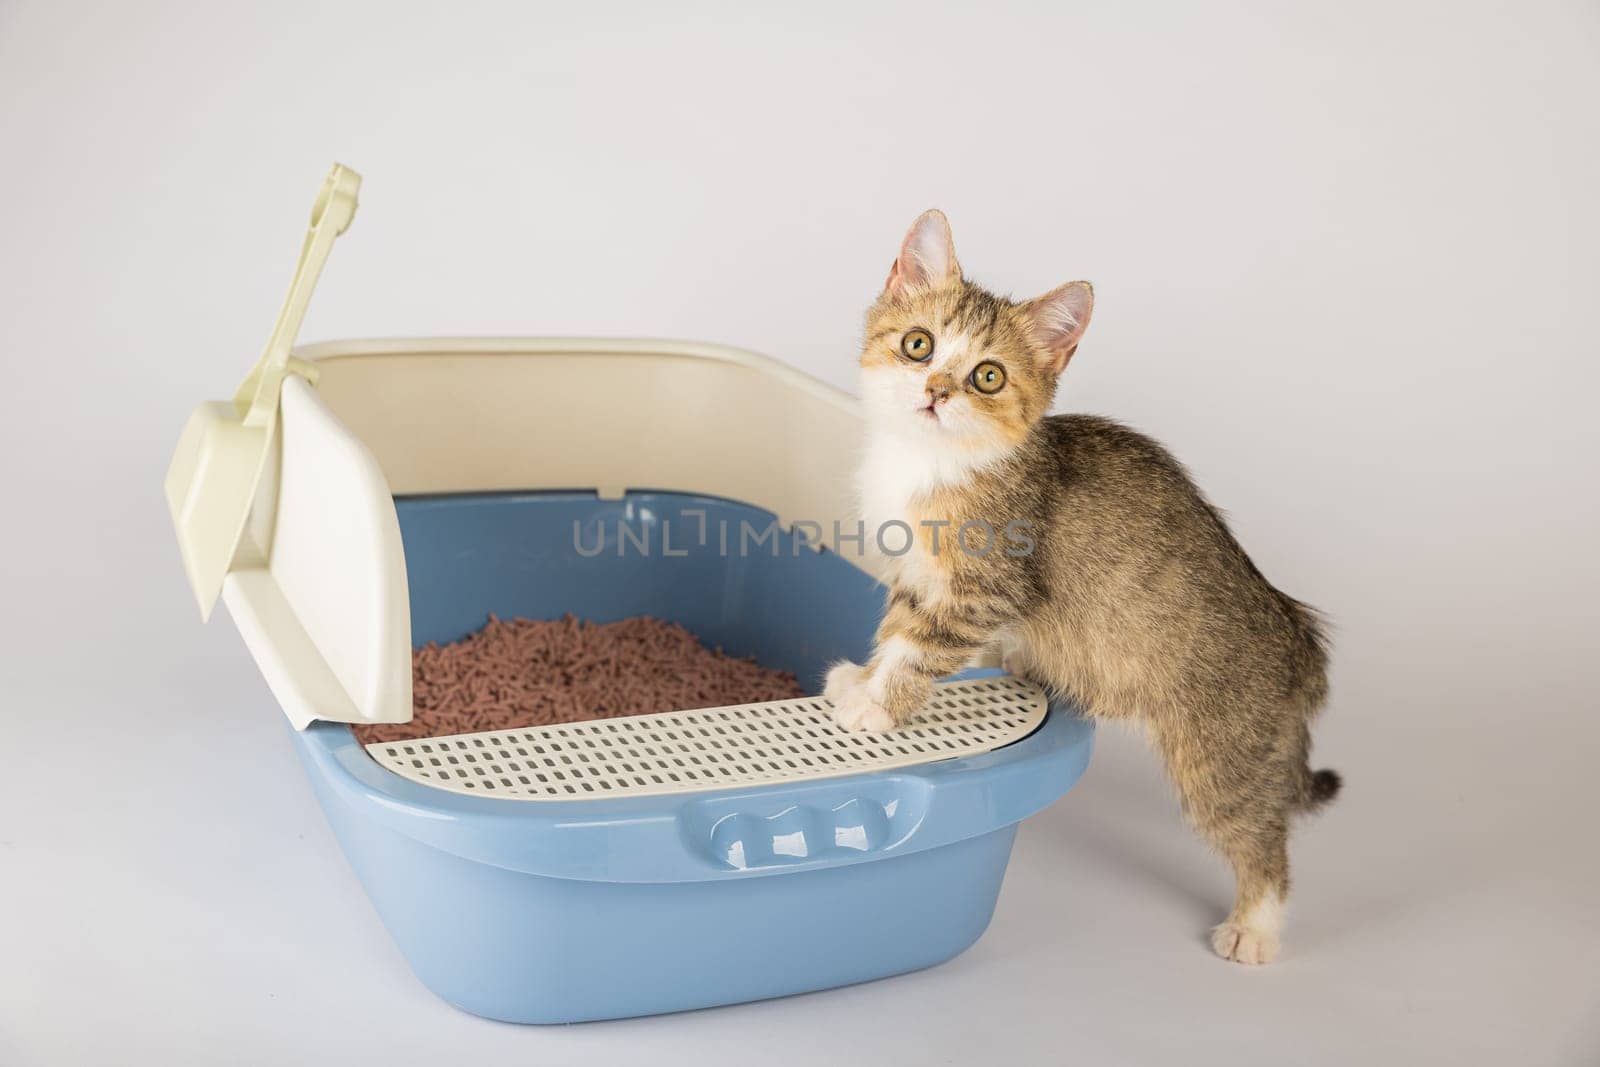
[1210, 921, 1280, 966]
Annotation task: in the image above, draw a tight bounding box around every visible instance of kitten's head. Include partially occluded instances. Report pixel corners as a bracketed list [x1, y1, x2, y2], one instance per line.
[860, 210, 1093, 457]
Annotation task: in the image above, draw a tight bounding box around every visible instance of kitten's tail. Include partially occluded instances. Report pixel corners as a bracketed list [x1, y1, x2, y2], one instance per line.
[1299, 767, 1343, 812]
[1284, 595, 1338, 813]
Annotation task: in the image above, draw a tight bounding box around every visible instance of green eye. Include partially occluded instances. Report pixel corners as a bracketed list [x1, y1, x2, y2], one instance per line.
[971, 361, 1006, 394]
[901, 328, 934, 362]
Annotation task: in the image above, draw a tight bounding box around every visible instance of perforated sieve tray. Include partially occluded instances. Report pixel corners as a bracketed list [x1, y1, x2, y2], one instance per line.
[365, 675, 1048, 801]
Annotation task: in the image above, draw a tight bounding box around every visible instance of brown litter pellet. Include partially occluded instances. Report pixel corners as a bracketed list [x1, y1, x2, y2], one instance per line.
[352, 614, 808, 745]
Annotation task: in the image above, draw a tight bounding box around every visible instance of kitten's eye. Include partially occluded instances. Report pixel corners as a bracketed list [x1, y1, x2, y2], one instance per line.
[900, 328, 934, 362]
[971, 362, 1007, 394]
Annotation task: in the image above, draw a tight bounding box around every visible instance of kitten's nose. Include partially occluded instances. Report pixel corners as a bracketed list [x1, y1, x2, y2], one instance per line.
[925, 381, 952, 404]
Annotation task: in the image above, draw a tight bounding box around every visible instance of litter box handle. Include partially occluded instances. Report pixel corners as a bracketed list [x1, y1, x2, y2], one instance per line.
[232, 163, 361, 426]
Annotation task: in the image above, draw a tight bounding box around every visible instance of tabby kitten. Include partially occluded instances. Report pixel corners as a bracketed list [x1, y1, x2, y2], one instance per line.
[824, 210, 1339, 965]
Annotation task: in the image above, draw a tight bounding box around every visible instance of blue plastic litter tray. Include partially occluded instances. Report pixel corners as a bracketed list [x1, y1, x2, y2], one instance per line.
[164, 178, 1093, 1023]
[294, 489, 1092, 1023]
[165, 272, 1095, 1024]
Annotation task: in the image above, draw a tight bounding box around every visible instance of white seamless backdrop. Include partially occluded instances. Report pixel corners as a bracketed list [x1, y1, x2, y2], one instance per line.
[1, 2, 1595, 1065]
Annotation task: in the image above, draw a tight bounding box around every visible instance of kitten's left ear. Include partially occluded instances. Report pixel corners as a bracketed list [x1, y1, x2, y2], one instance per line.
[1021, 281, 1094, 375]
[886, 209, 962, 295]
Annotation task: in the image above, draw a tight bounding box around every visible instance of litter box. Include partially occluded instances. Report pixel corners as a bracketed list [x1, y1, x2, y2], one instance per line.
[164, 165, 1094, 1024]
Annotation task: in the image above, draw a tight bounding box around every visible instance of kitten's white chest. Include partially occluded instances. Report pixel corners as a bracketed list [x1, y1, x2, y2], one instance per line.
[858, 436, 933, 530]
[855, 432, 956, 591]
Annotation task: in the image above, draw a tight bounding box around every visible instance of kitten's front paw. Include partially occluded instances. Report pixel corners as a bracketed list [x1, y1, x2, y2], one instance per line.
[1210, 922, 1280, 966]
[824, 663, 894, 732]
[995, 632, 1031, 679]
[830, 688, 895, 733]
[823, 661, 867, 705]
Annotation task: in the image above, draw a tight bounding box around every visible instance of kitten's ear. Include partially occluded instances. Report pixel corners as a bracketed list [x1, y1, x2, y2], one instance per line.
[1021, 281, 1094, 374]
[885, 209, 961, 294]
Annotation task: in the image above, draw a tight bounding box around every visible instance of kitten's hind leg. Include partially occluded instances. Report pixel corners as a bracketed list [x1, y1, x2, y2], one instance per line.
[1209, 826, 1289, 965]
[1158, 707, 1299, 964]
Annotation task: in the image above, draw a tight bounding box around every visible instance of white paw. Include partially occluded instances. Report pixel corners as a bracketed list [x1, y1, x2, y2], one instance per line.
[823, 662, 895, 732]
[823, 661, 867, 704]
[995, 632, 1030, 678]
[832, 690, 895, 732]
[1211, 922, 1280, 965]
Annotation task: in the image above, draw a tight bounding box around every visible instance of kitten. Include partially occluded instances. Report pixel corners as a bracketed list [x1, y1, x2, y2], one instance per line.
[825, 210, 1339, 965]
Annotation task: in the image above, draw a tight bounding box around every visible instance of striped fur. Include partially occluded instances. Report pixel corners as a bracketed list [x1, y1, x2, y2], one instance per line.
[826, 210, 1339, 965]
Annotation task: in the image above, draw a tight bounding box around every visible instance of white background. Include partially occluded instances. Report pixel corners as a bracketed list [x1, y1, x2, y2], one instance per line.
[1, 1, 1596, 1063]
